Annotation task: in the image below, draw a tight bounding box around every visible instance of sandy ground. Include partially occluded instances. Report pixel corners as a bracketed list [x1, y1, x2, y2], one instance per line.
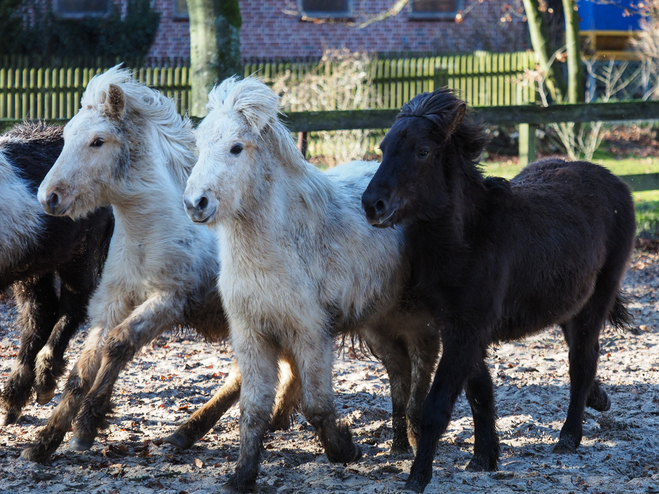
[0, 250, 658, 494]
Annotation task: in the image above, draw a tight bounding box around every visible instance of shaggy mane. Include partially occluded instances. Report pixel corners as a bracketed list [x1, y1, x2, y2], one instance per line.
[207, 76, 330, 210]
[82, 66, 195, 187]
[398, 88, 489, 167]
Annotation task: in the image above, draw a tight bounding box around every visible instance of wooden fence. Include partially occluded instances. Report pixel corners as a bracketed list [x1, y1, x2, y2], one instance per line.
[0, 51, 537, 120]
[1, 100, 657, 192]
[280, 100, 659, 192]
[0, 66, 191, 120]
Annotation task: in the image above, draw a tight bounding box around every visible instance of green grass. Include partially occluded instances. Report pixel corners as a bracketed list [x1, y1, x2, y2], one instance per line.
[634, 190, 659, 237]
[482, 156, 659, 180]
[483, 157, 659, 237]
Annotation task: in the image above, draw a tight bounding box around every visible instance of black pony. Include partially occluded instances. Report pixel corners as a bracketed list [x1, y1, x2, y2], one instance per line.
[362, 89, 636, 492]
[0, 122, 113, 425]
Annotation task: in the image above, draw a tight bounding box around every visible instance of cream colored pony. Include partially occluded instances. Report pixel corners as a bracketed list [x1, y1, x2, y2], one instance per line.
[22, 67, 297, 462]
[184, 77, 439, 493]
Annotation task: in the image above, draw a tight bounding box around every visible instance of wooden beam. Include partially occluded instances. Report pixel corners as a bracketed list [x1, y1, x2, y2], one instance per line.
[518, 123, 537, 167]
[619, 173, 659, 193]
[278, 101, 659, 132]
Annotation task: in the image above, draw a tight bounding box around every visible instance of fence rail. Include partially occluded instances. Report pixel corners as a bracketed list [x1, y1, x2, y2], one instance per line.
[2, 99, 657, 192]
[0, 51, 537, 120]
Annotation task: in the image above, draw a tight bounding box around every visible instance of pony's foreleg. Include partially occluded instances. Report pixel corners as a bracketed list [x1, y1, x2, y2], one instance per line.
[360, 324, 412, 455]
[296, 332, 361, 464]
[70, 293, 183, 451]
[406, 331, 440, 453]
[405, 331, 483, 493]
[165, 360, 242, 449]
[1, 276, 59, 425]
[269, 358, 301, 431]
[224, 327, 279, 493]
[21, 326, 105, 463]
[34, 284, 89, 405]
[464, 358, 499, 471]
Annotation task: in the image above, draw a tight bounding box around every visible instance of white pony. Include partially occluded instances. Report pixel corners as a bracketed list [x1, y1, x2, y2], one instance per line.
[184, 77, 439, 493]
[22, 67, 297, 462]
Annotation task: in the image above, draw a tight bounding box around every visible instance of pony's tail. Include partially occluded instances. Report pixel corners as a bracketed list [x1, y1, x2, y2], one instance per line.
[608, 292, 633, 331]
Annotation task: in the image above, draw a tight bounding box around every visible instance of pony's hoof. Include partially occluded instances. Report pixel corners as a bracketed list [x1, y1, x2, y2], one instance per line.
[69, 435, 94, 451]
[327, 443, 362, 464]
[35, 389, 56, 405]
[222, 474, 257, 493]
[403, 477, 427, 493]
[268, 414, 292, 432]
[389, 443, 412, 457]
[553, 437, 578, 454]
[586, 391, 611, 412]
[1, 410, 21, 426]
[20, 444, 50, 464]
[466, 453, 498, 472]
[163, 432, 195, 450]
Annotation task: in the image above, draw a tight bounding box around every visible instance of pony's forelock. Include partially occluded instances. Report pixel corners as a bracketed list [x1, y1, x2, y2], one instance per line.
[207, 76, 279, 133]
[207, 77, 308, 173]
[79, 65, 195, 188]
[399, 88, 489, 165]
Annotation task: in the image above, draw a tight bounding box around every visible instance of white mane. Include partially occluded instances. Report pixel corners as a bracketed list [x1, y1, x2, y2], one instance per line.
[82, 66, 195, 188]
[207, 76, 330, 211]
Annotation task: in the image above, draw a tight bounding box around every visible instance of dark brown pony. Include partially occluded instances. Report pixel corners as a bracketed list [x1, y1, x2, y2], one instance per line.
[362, 88, 636, 493]
[0, 122, 113, 425]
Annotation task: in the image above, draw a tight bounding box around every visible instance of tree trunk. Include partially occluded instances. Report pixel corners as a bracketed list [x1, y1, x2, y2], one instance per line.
[187, 0, 241, 117]
[562, 0, 585, 103]
[522, 0, 567, 102]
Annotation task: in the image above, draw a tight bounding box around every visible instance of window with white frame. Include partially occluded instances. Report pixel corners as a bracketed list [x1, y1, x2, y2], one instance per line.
[410, 0, 461, 19]
[298, 0, 352, 19]
[56, 0, 111, 17]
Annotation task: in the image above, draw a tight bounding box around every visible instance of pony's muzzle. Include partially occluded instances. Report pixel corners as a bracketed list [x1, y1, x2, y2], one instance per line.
[183, 192, 216, 224]
[362, 189, 399, 228]
[37, 186, 70, 216]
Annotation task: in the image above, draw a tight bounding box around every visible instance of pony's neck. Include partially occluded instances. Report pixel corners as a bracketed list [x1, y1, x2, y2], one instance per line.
[219, 146, 331, 264]
[427, 152, 486, 246]
[110, 154, 188, 238]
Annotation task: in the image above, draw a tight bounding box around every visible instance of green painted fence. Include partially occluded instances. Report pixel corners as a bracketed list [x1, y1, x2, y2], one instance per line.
[0, 51, 537, 120]
[0, 66, 191, 120]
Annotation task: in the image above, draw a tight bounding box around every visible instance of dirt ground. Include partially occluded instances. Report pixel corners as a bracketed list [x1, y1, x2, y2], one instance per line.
[1, 249, 658, 494]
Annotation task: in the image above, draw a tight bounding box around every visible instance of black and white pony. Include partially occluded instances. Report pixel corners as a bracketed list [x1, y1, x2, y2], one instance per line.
[362, 88, 636, 492]
[183, 77, 439, 493]
[0, 122, 113, 426]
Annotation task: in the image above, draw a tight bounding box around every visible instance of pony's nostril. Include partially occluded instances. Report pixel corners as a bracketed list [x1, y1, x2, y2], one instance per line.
[375, 200, 387, 214]
[198, 196, 209, 211]
[47, 192, 60, 210]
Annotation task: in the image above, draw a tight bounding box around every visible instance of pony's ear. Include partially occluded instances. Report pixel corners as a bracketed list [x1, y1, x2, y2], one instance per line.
[104, 84, 125, 120]
[445, 102, 466, 139]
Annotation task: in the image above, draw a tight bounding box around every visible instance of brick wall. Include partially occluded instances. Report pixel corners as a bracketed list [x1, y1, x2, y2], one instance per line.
[148, 0, 191, 59]
[147, 0, 529, 60]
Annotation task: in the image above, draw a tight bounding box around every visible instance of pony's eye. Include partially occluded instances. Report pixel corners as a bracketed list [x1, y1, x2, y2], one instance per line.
[418, 149, 429, 158]
[230, 143, 243, 155]
[90, 138, 104, 148]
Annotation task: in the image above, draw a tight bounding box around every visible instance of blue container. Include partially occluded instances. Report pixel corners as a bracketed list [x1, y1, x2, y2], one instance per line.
[578, 0, 642, 32]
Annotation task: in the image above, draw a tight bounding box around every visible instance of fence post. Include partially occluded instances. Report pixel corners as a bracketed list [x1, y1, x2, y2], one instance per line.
[298, 131, 308, 158]
[518, 123, 537, 166]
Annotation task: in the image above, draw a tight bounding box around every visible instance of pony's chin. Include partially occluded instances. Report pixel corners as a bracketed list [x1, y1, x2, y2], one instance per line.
[368, 208, 399, 229]
[189, 206, 218, 225]
[41, 200, 71, 217]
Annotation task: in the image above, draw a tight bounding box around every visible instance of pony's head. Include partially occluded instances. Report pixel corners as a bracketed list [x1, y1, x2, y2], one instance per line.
[362, 88, 487, 227]
[38, 65, 193, 219]
[184, 76, 298, 225]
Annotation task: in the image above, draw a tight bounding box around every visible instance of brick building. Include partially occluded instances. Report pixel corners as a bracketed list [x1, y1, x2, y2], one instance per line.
[60, 0, 530, 60]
